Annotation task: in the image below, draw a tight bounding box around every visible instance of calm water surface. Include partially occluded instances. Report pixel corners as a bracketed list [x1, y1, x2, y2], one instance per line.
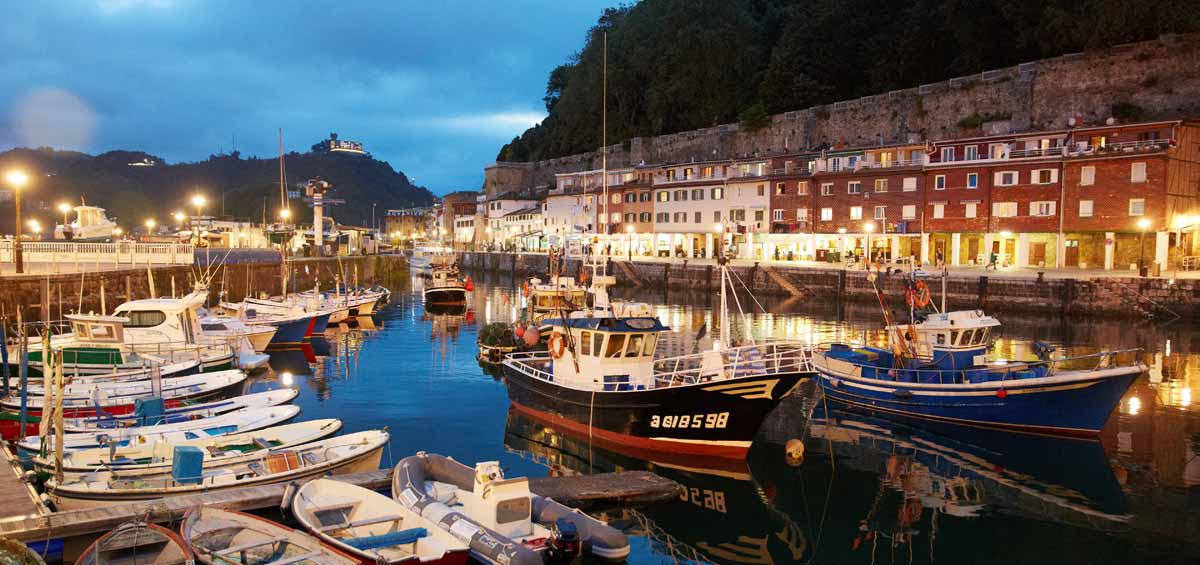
[247, 270, 1200, 565]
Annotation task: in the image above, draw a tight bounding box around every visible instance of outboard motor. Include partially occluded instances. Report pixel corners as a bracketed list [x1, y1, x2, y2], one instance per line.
[547, 518, 581, 563]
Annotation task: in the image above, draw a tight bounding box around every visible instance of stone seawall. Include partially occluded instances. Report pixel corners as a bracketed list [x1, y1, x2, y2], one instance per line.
[457, 252, 1197, 320]
[0, 255, 407, 324]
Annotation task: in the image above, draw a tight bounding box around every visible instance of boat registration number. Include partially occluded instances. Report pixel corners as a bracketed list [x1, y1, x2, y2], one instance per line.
[649, 412, 729, 429]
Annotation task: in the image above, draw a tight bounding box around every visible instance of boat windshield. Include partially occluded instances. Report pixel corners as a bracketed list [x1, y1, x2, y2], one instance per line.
[605, 334, 626, 358]
[122, 310, 167, 328]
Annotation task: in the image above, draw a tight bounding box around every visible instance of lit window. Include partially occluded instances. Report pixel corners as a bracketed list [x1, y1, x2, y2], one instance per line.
[902, 177, 917, 192]
[1129, 198, 1145, 216]
[821, 183, 833, 196]
[1079, 200, 1094, 217]
[850, 206, 863, 220]
[820, 208, 833, 221]
[1029, 201, 1056, 217]
[874, 179, 888, 193]
[902, 205, 916, 219]
[1080, 166, 1095, 186]
[932, 204, 945, 219]
[965, 202, 978, 218]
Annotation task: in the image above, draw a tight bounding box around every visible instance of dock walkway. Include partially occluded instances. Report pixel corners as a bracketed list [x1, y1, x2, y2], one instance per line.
[0, 446, 47, 528]
[0, 467, 680, 543]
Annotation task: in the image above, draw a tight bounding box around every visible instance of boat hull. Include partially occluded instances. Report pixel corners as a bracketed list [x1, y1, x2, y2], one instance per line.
[813, 356, 1141, 436]
[49, 441, 384, 511]
[424, 287, 467, 306]
[310, 312, 332, 334]
[260, 317, 311, 345]
[501, 364, 805, 459]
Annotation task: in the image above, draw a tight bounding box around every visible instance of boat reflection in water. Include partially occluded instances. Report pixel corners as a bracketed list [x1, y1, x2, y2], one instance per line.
[503, 406, 807, 565]
[758, 394, 1132, 564]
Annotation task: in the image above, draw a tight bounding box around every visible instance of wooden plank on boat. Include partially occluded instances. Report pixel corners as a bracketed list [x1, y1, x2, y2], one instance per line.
[0, 468, 680, 542]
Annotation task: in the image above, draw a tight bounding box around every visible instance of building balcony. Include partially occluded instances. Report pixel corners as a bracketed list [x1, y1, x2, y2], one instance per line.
[1068, 138, 1170, 156]
[858, 157, 925, 170]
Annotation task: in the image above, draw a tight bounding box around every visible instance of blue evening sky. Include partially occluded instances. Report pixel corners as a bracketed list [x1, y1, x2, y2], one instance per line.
[0, 0, 617, 194]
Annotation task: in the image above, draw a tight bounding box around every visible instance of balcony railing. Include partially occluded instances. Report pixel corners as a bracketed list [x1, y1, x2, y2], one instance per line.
[859, 157, 924, 169]
[1069, 139, 1170, 156]
[1007, 147, 1066, 159]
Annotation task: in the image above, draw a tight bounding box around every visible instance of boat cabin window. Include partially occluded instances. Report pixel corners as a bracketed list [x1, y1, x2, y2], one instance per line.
[979, 328, 990, 344]
[960, 329, 976, 345]
[625, 334, 645, 357]
[604, 334, 626, 358]
[87, 323, 117, 340]
[581, 331, 592, 356]
[122, 311, 167, 328]
[949, 330, 959, 346]
[935, 333, 946, 345]
[71, 321, 90, 339]
[592, 332, 603, 355]
[201, 323, 228, 332]
[643, 333, 658, 356]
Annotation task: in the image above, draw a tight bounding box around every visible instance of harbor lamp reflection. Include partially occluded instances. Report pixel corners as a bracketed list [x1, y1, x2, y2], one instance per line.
[1137, 218, 1151, 277]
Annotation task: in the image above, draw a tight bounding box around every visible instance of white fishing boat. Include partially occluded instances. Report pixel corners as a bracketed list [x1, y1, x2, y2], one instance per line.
[1, 370, 247, 417]
[54, 205, 119, 242]
[35, 418, 342, 475]
[423, 269, 471, 306]
[4, 358, 200, 389]
[392, 453, 629, 564]
[292, 478, 470, 565]
[62, 388, 298, 433]
[198, 314, 276, 353]
[48, 430, 389, 510]
[183, 506, 356, 565]
[18, 404, 301, 453]
[408, 245, 454, 276]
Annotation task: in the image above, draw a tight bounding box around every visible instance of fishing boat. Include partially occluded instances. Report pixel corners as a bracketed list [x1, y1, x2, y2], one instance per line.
[502, 256, 810, 459]
[292, 478, 470, 565]
[0, 413, 40, 441]
[36, 418, 342, 475]
[0, 538, 44, 565]
[242, 297, 334, 334]
[408, 245, 455, 276]
[423, 269, 471, 307]
[392, 453, 629, 564]
[476, 323, 527, 365]
[17, 404, 301, 454]
[53, 205, 119, 242]
[183, 506, 357, 565]
[47, 430, 388, 510]
[198, 314, 276, 353]
[76, 521, 194, 565]
[4, 358, 201, 388]
[811, 273, 1145, 436]
[61, 388, 298, 432]
[2, 370, 247, 417]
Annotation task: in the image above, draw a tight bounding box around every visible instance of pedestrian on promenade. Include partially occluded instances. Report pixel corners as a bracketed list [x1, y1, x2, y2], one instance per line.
[987, 251, 998, 270]
[935, 249, 944, 268]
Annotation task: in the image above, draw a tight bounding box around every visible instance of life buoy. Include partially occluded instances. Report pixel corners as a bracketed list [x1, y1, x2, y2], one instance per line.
[547, 331, 566, 359]
[905, 281, 931, 308]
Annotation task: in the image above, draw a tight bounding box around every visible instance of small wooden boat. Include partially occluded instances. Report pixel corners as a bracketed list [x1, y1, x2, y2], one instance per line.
[423, 269, 469, 306]
[18, 404, 302, 454]
[2, 370, 247, 417]
[76, 521, 193, 565]
[61, 388, 298, 433]
[292, 478, 469, 565]
[48, 430, 388, 510]
[183, 506, 356, 565]
[0, 413, 41, 442]
[0, 537, 44, 565]
[4, 358, 201, 389]
[36, 418, 342, 475]
[392, 453, 629, 564]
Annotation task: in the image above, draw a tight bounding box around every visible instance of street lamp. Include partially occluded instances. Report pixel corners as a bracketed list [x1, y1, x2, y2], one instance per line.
[191, 195, 206, 244]
[57, 202, 72, 227]
[113, 226, 123, 239]
[713, 223, 724, 258]
[1137, 218, 1151, 276]
[5, 170, 29, 273]
[626, 224, 635, 260]
[863, 221, 876, 265]
[144, 219, 156, 236]
[27, 219, 41, 238]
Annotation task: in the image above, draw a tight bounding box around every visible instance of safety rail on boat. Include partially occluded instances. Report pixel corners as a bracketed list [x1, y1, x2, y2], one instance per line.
[503, 341, 815, 388]
[816, 344, 1144, 383]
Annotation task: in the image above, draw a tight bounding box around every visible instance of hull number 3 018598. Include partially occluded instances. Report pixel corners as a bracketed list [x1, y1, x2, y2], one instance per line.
[649, 412, 729, 429]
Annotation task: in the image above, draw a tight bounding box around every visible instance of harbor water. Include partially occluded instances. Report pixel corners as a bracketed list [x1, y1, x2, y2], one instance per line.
[245, 269, 1199, 564]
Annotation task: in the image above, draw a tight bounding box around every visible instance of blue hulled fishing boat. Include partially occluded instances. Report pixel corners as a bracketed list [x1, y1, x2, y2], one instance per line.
[811, 276, 1144, 437]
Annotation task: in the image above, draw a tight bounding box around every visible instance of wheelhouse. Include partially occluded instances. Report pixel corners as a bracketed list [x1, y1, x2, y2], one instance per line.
[544, 316, 668, 391]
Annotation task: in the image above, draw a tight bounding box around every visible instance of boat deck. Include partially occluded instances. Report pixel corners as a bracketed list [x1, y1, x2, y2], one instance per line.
[0, 445, 47, 525]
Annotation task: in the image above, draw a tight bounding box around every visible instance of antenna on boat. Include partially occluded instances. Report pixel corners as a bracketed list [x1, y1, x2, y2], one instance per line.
[601, 30, 608, 278]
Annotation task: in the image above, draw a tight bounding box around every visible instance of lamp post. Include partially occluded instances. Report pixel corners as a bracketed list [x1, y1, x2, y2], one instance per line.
[626, 224, 635, 260]
[713, 223, 724, 259]
[58, 202, 72, 228]
[144, 219, 156, 238]
[191, 194, 206, 245]
[863, 221, 876, 267]
[1138, 218, 1151, 277]
[27, 219, 41, 239]
[5, 171, 29, 273]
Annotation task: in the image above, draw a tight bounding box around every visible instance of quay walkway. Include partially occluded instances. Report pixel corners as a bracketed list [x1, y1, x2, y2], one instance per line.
[0, 445, 48, 528]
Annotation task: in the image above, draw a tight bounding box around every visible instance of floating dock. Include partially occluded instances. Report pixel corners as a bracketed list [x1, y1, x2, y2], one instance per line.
[0, 450, 681, 546]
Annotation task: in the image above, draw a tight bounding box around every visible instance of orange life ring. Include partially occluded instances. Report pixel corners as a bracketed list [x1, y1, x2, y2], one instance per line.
[547, 331, 566, 359]
[905, 281, 931, 308]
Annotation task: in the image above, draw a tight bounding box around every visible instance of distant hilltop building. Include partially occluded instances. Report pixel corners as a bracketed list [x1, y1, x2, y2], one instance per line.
[127, 157, 157, 167]
[312, 132, 366, 155]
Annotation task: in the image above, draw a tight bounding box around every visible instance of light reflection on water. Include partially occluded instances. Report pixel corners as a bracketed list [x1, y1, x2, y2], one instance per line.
[249, 270, 1199, 564]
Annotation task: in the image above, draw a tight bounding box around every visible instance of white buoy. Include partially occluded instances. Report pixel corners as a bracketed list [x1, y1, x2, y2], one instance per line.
[785, 438, 806, 467]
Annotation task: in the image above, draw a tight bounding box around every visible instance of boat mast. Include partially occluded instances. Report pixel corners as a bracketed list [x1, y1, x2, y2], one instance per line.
[600, 31, 609, 278]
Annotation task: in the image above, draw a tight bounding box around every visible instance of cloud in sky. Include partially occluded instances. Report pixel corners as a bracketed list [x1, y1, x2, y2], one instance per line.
[0, 0, 617, 194]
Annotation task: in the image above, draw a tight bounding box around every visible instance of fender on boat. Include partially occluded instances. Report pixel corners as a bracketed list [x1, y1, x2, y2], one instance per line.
[392, 453, 628, 563]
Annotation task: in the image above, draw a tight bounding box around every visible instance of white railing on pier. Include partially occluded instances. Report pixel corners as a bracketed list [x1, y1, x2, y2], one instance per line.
[0, 241, 195, 271]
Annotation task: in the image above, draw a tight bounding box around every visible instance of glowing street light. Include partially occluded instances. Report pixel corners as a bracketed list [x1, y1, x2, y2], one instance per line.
[278, 208, 292, 221]
[113, 226, 124, 238]
[626, 224, 636, 260]
[5, 170, 29, 273]
[57, 202, 72, 227]
[190, 194, 206, 244]
[1138, 218, 1152, 276]
[26, 219, 41, 235]
[863, 221, 876, 265]
[173, 211, 185, 224]
[145, 219, 156, 236]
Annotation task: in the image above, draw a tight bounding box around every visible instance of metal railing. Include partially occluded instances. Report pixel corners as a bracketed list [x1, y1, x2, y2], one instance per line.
[503, 341, 814, 388]
[860, 158, 924, 169]
[0, 241, 195, 269]
[816, 345, 1143, 385]
[1069, 139, 1170, 156]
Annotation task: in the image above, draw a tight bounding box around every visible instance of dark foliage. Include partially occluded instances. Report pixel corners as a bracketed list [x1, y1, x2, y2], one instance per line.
[498, 0, 1199, 162]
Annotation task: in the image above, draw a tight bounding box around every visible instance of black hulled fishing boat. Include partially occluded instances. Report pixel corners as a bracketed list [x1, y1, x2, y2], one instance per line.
[502, 259, 812, 459]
